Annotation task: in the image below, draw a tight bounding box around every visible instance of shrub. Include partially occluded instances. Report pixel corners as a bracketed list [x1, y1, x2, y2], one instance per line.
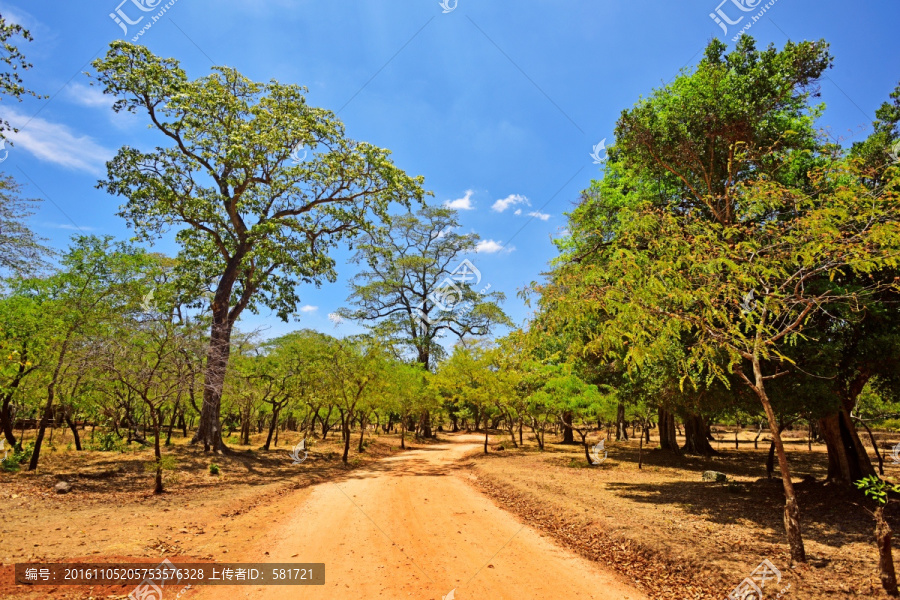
[1, 441, 34, 472]
[209, 463, 220, 476]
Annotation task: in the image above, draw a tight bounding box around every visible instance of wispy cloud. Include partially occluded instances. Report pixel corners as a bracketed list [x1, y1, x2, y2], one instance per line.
[43, 222, 95, 231]
[0, 106, 113, 175]
[476, 239, 513, 254]
[64, 82, 112, 109]
[444, 189, 475, 211]
[300, 305, 318, 313]
[527, 211, 551, 221]
[492, 193, 529, 213]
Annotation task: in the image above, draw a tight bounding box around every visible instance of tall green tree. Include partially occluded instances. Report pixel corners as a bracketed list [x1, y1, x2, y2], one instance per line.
[543, 37, 900, 563]
[92, 43, 426, 452]
[340, 206, 509, 370]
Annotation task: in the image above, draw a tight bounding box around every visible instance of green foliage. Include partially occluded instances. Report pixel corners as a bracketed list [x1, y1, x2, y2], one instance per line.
[340, 206, 510, 369]
[1, 441, 33, 471]
[855, 476, 900, 507]
[92, 42, 426, 323]
[0, 14, 44, 139]
[91, 431, 127, 453]
[0, 175, 49, 276]
[209, 463, 220, 476]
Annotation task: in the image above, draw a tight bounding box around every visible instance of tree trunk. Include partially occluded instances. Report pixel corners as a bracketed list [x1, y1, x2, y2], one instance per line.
[750, 357, 806, 564]
[263, 406, 281, 451]
[29, 334, 72, 470]
[358, 416, 366, 453]
[681, 413, 718, 456]
[166, 404, 179, 447]
[341, 413, 351, 464]
[531, 418, 544, 450]
[875, 506, 899, 596]
[858, 419, 886, 476]
[192, 306, 233, 453]
[561, 411, 574, 444]
[639, 426, 646, 469]
[64, 412, 82, 451]
[1, 393, 16, 447]
[616, 403, 628, 441]
[580, 431, 593, 466]
[240, 403, 251, 446]
[819, 408, 875, 485]
[421, 411, 433, 438]
[1, 355, 33, 447]
[150, 406, 163, 494]
[484, 428, 489, 454]
[658, 407, 679, 453]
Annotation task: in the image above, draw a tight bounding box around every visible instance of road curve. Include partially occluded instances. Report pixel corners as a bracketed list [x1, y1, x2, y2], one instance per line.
[194, 434, 646, 600]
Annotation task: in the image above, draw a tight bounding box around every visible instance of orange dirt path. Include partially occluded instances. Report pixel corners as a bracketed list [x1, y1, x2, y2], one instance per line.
[192, 434, 646, 600]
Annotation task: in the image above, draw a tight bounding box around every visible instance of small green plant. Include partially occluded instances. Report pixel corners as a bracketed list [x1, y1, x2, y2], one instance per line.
[855, 475, 900, 506]
[855, 475, 900, 596]
[2, 441, 34, 471]
[145, 455, 179, 484]
[92, 431, 126, 452]
[209, 463, 220, 476]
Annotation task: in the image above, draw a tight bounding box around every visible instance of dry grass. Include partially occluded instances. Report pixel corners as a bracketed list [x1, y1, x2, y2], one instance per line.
[469, 428, 900, 600]
[0, 427, 413, 599]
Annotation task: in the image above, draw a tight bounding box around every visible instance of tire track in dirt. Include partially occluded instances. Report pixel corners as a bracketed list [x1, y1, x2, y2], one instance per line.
[191, 434, 646, 600]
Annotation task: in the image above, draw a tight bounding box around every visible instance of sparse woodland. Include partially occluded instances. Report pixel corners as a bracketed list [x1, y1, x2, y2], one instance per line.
[3, 16, 900, 599]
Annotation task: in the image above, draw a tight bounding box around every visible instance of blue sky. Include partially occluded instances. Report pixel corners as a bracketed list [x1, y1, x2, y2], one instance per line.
[2, 0, 899, 342]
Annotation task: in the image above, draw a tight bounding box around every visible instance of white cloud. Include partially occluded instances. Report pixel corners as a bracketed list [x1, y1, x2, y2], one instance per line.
[64, 82, 112, 109]
[476, 239, 513, 254]
[44, 222, 95, 231]
[328, 312, 344, 327]
[0, 106, 113, 175]
[528, 211, 551, 221]
[491, 193, 529, 213]
[513, 209, 522, 216]
[444, 189, 475, 211]
[299, 305, 318, 313]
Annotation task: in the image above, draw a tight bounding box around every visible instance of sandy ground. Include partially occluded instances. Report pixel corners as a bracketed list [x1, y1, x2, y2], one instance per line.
[192, 434, 646, 600]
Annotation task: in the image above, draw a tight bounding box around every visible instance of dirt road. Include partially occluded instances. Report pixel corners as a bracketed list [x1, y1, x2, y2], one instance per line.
[194, 434, 645, 600]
